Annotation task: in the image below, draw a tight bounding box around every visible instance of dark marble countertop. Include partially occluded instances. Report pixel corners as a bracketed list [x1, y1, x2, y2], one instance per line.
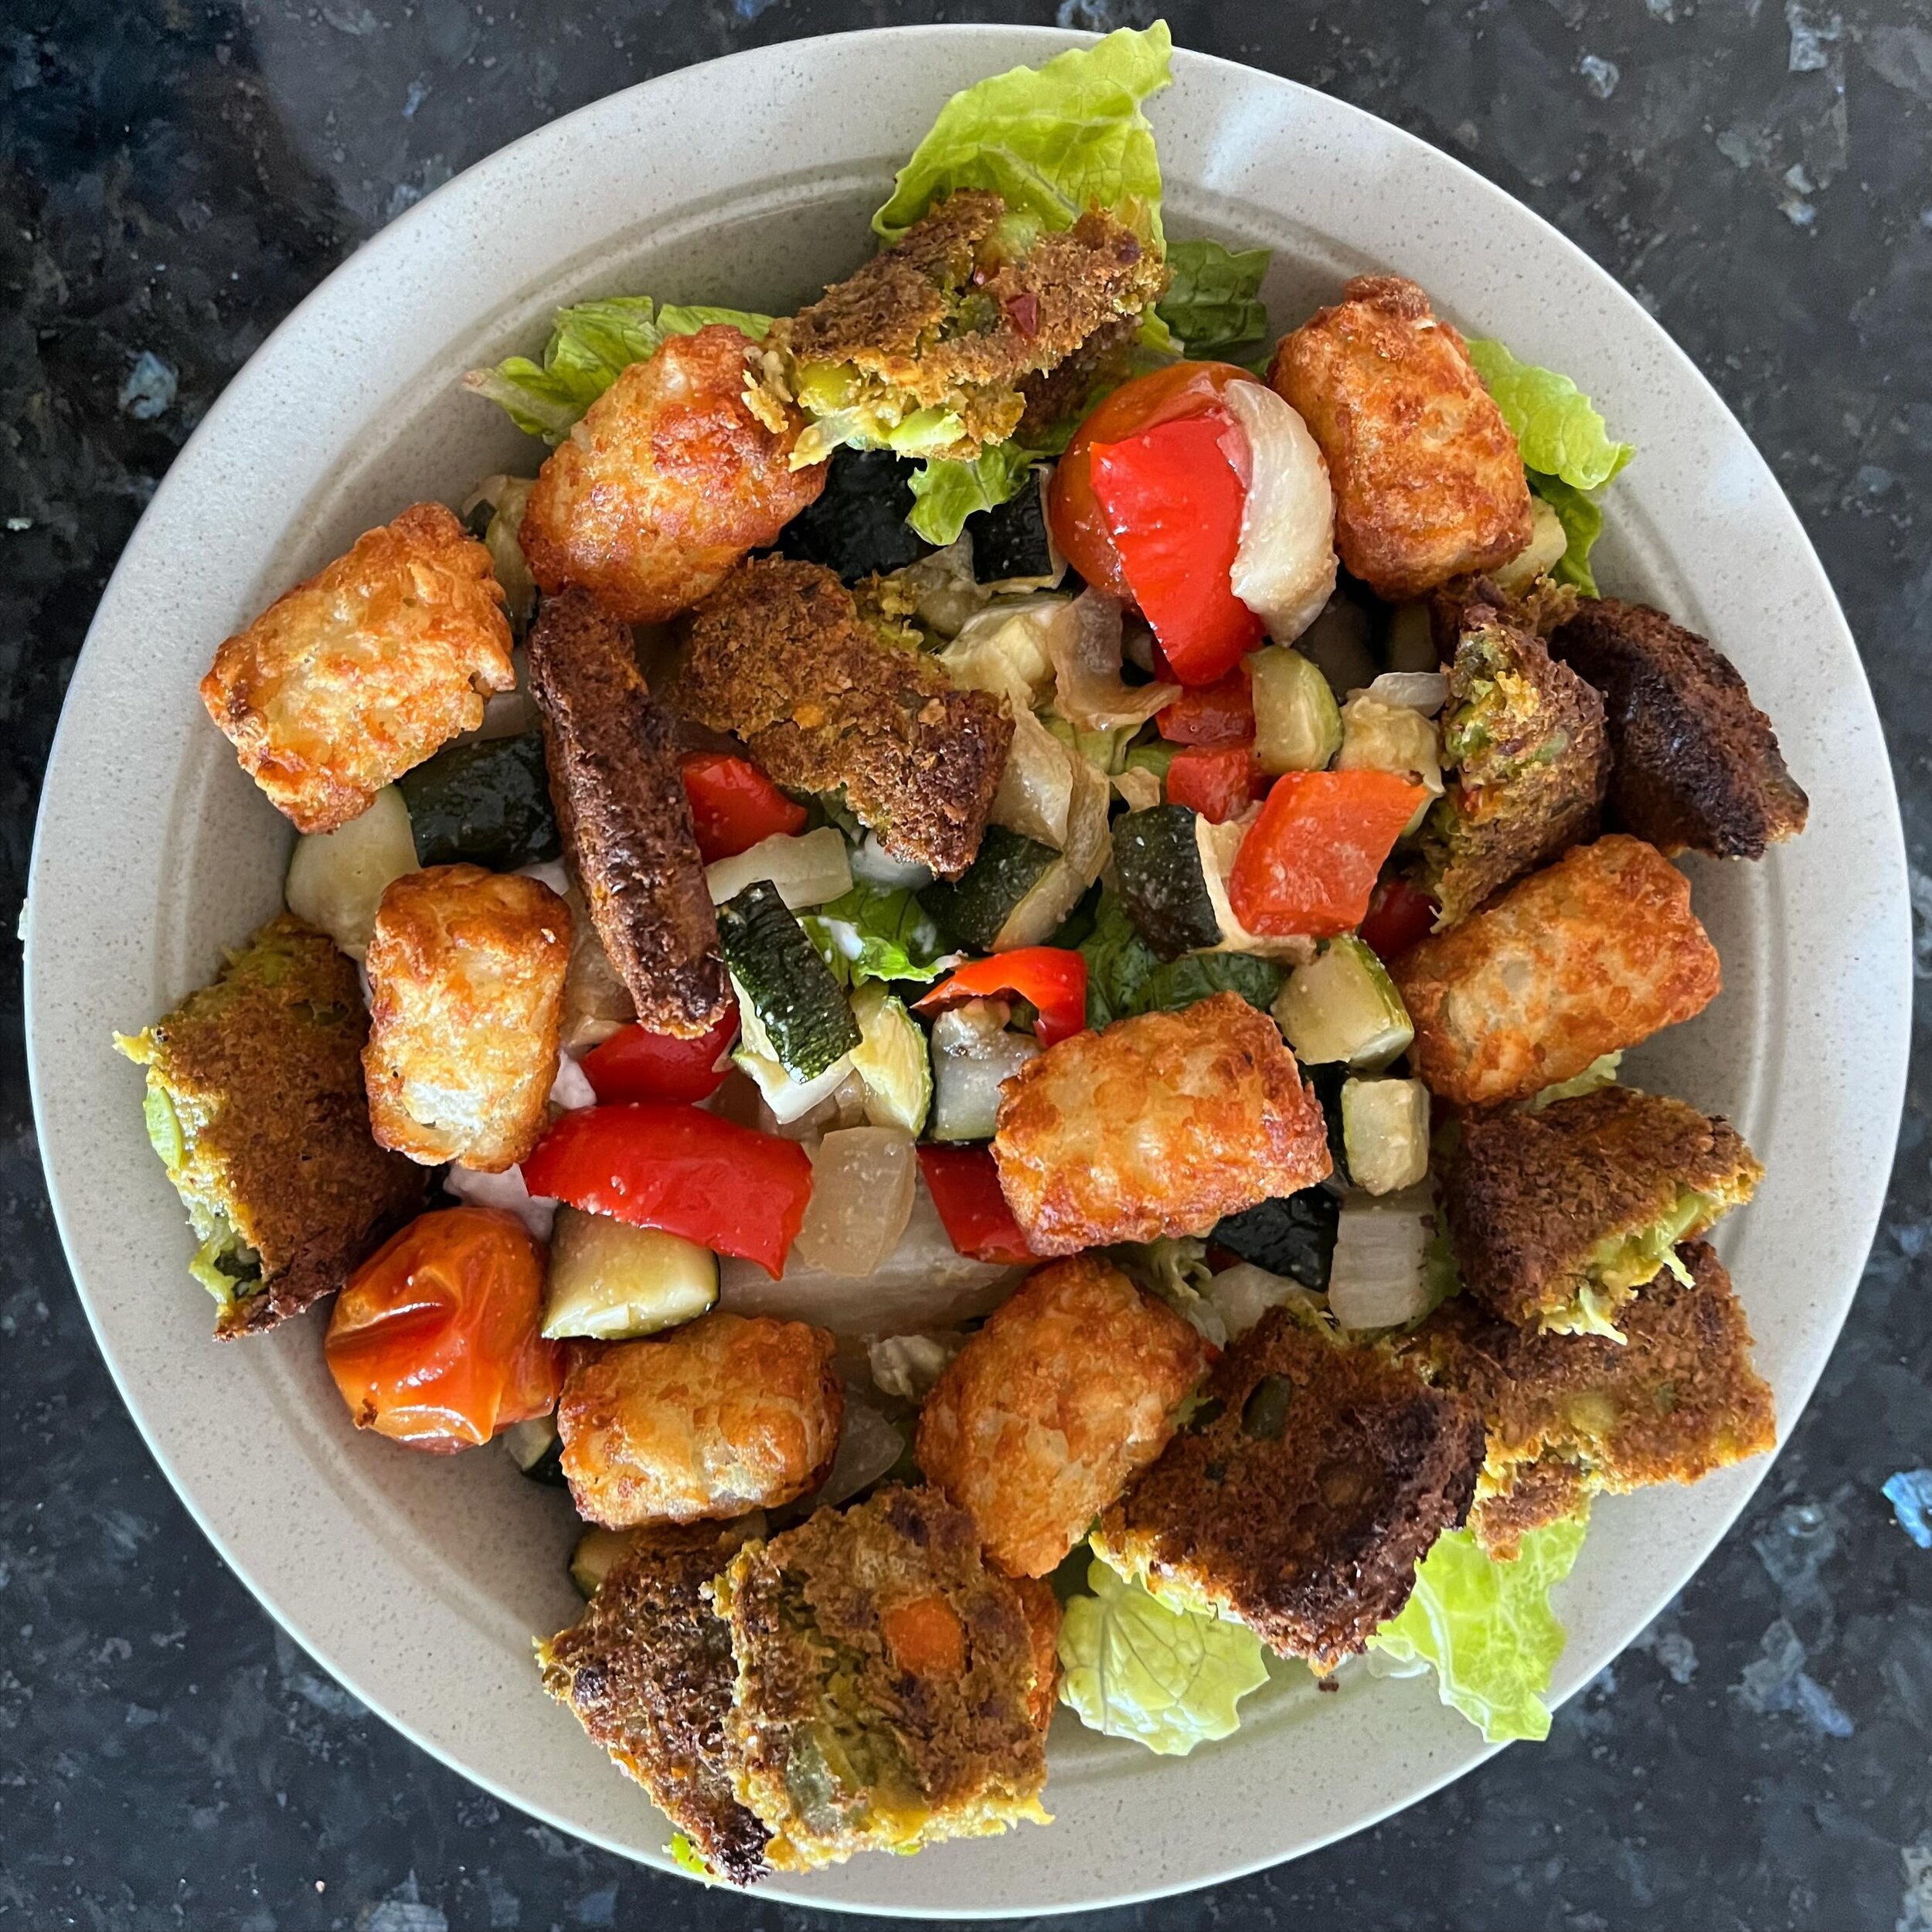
[5, 1, 1931, 1926]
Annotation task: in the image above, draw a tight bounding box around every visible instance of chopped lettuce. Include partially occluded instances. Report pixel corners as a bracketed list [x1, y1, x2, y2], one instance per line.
[465, 295, 774, 441]
[1157, 239, 1271, 359]
[874, 24, 1172, 247]
[801, 884, 951, 986]
[1528, 1050, 1622, 1111]
[906, 444, 1041, 546]
[1078, 889, 1282, 1026]
[667, 1833, 712, 1880]
[1464, 340, 1633, 492]
[1527, 473, 1607, 597]
[1369, 1510, 1590, 1743]
[1058, 1553, 1270, 1755]
[1080, 889, 1162, 1027]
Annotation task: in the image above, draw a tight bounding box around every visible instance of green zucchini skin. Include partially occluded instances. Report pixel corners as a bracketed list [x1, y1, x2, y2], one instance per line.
[1111, 805, 1222, 961]
[397, 731, 561, 870]
[920, 825, 1056, 953]
[717, 880, 861, 1080]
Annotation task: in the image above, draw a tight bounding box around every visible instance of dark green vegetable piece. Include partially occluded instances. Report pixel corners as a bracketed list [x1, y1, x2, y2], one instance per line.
[774, 448, 932, 583]
[968, 469, 1056, 585]
[1080, 891, 1161, 1029]
[920, 826, 1057, 954]
[1111, 805, 1221, 961]
[1211, 1189, 1341, 1291]
[396, 731, 561, 870]
[716, 880, 860, 1081]
[1128, 951, 1284, 1019]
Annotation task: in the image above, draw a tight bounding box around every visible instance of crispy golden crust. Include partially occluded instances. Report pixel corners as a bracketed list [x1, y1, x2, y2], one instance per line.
[528, 587, 728, 1036]
[1400, 1240, 1777, 1557]
[668, 556, 1011, 879]
[536, 1522, 771, 1886]
[992, 992, 1331, 1256]
[1009, 1575, 1063, 1734]
[519, 326, 825, 625]
[200, 502, 515, 834]
[558, 1314, 843, 1529]
[118, 916, 426, 1336]
[916, 1257, 1206, 1578]
[1444, 1085, 1762, 1328]
[1550, 598, 1810, 859]
[1268, 276, 1533, 602]
[1393, 835, 1722, 1107]
[1423, 604, 1610, 927]
[715, 1485, 1050, 1871]
[360, 865, 570, 1172]
[1099, 1310, 1485, 1670]
[779, 192, 1167, 458]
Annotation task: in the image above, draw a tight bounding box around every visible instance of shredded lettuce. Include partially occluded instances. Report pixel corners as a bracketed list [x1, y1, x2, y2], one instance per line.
[874, 25, 1172, 247]
[906, 444, 1041, 546]
[1057, 1553, 1269, 1755]
[1157, 239, 1271, 359]
[1369, 1510, 1590, 1743]
[1464, 340, 1633, 492]
[801, 884, 951, 987]
[465, 295, 774, 441]
[667, 1833, 712, 1880]
[1528, 473, 1607, 597]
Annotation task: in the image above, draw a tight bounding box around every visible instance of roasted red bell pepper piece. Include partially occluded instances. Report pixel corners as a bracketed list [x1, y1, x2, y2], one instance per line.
[913, 947, 1089, 1047]
[1166, 744, 1261, 825]
[917, 1144, 1036, 1265]
[1228, 770, 1427, 937]
[580, 1001, 740, 1105]
[521, 1103, 812, 1277]
[1358, 873, 1440, 961]
[679, 750, 806, 863]
[1087, 412, 1263, 685]
[1158, 664, 1253, 747]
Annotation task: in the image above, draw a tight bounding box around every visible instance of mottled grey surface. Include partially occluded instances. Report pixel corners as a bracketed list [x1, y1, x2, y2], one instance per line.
[4, 0, 1930, 1926]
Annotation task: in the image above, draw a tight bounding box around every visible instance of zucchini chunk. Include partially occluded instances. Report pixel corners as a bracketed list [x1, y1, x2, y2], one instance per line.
[1211, 1189, 1341, 1291]
[929, 1002, 1040, 1142]
[396, 730, 561, 870]
[1250, 645, 1342, 774]
[716, 880, 861, 1081]
[542, 1205, 719, 1341]
[284, 784, 419, 959]
[501, 1415, 567, 1485]
[969, 470, 1061, 590]
[1111, 804, 1222, 961]
[849, 982, 932, 1136]
[1273, 937, 1414, 1070]
[569, 1526, 638, 1600]
[1340, 1077, 1432, 1196]
[921, 825, 1057, 953]
[774, 447, 932, 583]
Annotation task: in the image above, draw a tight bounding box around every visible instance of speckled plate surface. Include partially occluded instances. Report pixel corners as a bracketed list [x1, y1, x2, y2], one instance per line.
[22, 24, 1910, 1917]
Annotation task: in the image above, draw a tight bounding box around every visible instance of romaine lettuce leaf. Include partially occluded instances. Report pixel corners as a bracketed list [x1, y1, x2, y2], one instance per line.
[874, 24, 1172, 247]
[801, 884, 951, 986]
[1157, 239, 1271, 359]
[1077, 889, 1283, 1025]
[1464, 339, 1633, 492]
[465, 295, 773, 441]
[906, 444, 1041, 546]
[1368, 1510, 1590, 1743]
[1528, 472, 1607, 597]
[1057, 1553, 1270, 1755]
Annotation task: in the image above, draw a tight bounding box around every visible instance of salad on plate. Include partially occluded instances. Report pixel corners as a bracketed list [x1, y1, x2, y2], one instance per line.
[117, 23, 1810, 1884]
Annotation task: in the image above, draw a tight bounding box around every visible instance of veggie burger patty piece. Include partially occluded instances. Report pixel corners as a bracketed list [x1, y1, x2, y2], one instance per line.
[668, 556, 1012, 879]
[200, 502, 515, 835]
[538, 1519, 772, 1887]
[1444, 1083, 1762, 1335]
[527, 586, 729, 1038]
[1396, 1239, 1777, 1557]
[1549, 597, 1810, 861]
[992, 990, 1332, 1255]
[714, 1485, 1051, 1872]
[1097, 1307, 1486, 1672]
[116, 916, 426, 1337]
[1393, 834, 1721, 1108]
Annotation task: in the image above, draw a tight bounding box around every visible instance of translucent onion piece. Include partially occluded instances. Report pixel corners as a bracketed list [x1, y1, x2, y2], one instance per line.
[1362, 671, 1450, 716]
[1046, 590, 1179, 732]
[1221, 380, 1338, 648]
[794, 1127, 919, 1277]
[1328, 1185, 1437, 1332]
[809, 1390, 907, 1509]
[705, 825, 852, 910]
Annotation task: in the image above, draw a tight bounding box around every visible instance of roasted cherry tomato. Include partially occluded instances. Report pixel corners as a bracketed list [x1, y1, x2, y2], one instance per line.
[1166, 743, 1261, 825]
[1158, 664, 1254, 747]
[1228, 770, 1427, 937]
[1046, 361, 1257, 598]
[580, 1000, 740, 1105]
[917, 1144, 1037, 1265]
[325, 1206, 560, 1454]
[1358, 873, 1440, 962]
[914, 947, 1089, 1048]
[680, 750, 806, 863]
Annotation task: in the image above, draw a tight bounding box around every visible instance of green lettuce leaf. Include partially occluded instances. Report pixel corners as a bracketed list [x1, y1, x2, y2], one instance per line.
[1058, 1553, 1270, 1755]
[1077, 890, 1284, 1025]
[1528, 472, 1607, 597]
[1368, 1510, 1590, 1743]
[874, 24, 1173, 247]
[1157, 239, 1271, 359]
[906, 444, 1041, 546]
[1464, 339, 1634, 492]
[1079, 890, 1162, 1027]
[801, 884, 951, 987]
[667, 1833, 712, 1880]
[466, 296, 774, 442]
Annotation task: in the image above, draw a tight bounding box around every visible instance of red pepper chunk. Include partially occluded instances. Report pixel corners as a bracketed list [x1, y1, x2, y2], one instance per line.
[1158, 664, 1253, 746]
[1166, 744, 1261, 825]
[1087, 412, 1263, 686]
[679, 750, 806, 863]
[917, 1145, 1037, 1265]
[1358, 873, 1440, 963]
[1228, 770, 1427, 937]
[521, 1103, 812, 1278]
[913, 947, 1088, 1047]
[580, 1000, 740, 1105]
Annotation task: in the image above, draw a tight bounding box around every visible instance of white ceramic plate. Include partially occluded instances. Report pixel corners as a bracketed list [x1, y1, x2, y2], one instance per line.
[26, 25, 1910, 1916]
